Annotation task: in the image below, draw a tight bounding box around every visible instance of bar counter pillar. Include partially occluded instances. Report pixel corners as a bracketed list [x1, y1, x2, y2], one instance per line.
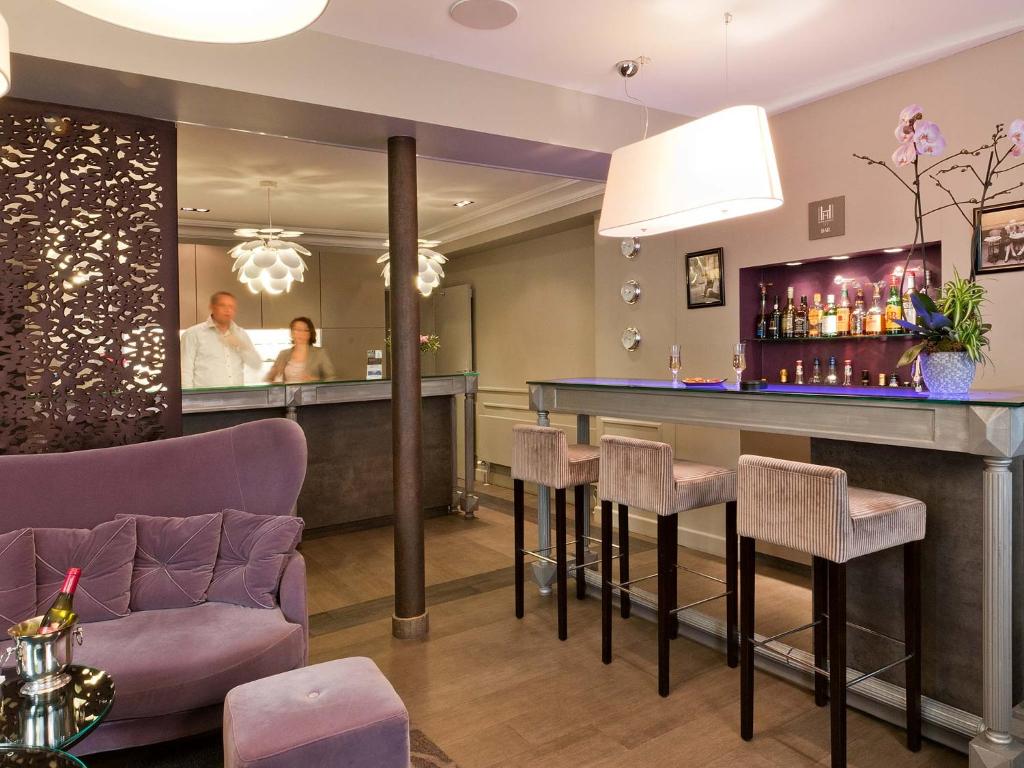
[970, 457, 1024, 766]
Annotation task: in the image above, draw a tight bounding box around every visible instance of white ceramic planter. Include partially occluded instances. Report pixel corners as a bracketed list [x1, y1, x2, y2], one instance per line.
[920, 351, 976, 395]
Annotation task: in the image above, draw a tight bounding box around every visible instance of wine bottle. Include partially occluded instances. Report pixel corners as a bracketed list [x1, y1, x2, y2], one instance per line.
[851, 288, 866, 336]
[808, 293, 823, 337]
[865, 283, 884, 335]
[821, 294, 838, 337]
[755, 283, 768, 340]
[902, 271, 918, 326]
[39, 567, 81, 633]
[836, 286, 851, 336]
[769, 296, 781, 339]
[781, 287, 795, 338]
[794, 296, 809, 338]
[885, 275, 902, 334]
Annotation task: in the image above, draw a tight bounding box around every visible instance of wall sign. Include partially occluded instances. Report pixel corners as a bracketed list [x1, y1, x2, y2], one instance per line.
[809, 195, 845, 240]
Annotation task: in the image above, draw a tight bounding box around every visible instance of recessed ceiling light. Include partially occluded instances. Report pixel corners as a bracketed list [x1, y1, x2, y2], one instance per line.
[883, 247, 903, 253]
[453, 200, 475, 208]
[785, 261, 802, 267]
[830, 255, 850, 261]
[449, 0, 518, 30]
[180, 207, 211, 213]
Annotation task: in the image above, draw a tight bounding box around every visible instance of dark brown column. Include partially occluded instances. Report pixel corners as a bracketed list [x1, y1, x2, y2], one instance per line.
[388, 136, 428, 639]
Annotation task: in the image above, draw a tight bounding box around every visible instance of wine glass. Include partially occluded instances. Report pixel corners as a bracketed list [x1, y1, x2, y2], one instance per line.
[732, 342, 747, 386]
[668, 344, 681, 386]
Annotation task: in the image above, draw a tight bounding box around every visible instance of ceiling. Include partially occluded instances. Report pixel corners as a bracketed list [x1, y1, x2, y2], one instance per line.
[312, 0, 1024, 116]
[176, 124, 603, 247]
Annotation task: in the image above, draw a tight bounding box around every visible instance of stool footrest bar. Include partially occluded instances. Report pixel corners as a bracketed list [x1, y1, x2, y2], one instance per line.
[670, 591, 731, 614]
[751, 637, 830, 678]
[675, 564, 727, 585]
[847, 654, 914, 689]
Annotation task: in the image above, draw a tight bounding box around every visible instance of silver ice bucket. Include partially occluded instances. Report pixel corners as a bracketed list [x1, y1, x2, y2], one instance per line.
[5, 615, 83, 696]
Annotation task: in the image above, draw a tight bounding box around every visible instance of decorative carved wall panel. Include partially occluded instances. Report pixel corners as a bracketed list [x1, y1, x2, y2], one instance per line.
[0, 100, 180, 453]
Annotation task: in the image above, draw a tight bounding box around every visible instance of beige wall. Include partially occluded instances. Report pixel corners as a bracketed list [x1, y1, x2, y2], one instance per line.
[444, 224, 596, 470]
[594, 31, 1024, 554]
[179, 242, 386, 380]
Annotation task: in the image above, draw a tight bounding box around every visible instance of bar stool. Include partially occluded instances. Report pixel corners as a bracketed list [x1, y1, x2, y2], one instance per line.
[512, 424, 605, 641]
[598, 435, 738, 697]
[737, 455, 925, 768]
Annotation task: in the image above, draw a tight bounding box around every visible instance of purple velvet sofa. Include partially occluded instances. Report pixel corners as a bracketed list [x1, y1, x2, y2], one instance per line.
[0, 419, 308, 755]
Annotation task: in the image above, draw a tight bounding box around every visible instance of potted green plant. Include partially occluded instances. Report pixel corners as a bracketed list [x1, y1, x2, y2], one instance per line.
[896, 270, 990, 394]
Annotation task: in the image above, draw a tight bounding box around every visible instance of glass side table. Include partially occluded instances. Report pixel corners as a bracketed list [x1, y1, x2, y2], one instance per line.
[0, 666, 114, 752]
[0, 747, 86, 768]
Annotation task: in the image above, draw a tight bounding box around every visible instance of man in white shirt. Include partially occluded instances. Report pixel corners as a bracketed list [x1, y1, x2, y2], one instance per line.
[180, 291, 262, 388]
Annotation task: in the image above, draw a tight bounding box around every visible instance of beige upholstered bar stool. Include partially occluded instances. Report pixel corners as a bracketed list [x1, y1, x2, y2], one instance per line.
[598, 435, 738, 697]
[737, 455, 925, 768]
[512, 424, 602, 641]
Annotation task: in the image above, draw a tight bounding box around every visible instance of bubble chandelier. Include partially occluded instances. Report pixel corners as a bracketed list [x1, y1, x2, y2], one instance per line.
[229, 182, 309, 295]
[377, 240, 448, 298]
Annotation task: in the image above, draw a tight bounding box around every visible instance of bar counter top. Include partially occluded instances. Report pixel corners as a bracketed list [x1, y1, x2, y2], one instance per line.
[182, 372, 478, 414]
[528, 377, 1024, 458]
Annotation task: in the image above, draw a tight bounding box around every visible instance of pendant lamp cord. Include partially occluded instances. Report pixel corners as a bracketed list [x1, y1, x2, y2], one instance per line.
[724, 11, 732, 99]
[622, 59, 650, 140]
[266, 187, 273, 229]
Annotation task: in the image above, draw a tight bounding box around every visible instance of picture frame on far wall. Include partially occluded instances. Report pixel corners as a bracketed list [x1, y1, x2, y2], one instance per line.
[685, 247, 725, 308]
[974, 199, 1024, 274]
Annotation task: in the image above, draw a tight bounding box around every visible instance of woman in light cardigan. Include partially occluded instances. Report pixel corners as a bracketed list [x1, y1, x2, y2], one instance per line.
[266, 317, 336, 382]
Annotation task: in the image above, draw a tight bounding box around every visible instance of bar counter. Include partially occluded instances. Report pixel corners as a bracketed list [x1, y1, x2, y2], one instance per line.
[182, 373, 479, 527]
[527, 378, 1024, 762]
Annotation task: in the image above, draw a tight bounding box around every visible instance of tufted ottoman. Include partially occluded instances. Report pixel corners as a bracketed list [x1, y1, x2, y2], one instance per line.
[223, 657, 410, 768]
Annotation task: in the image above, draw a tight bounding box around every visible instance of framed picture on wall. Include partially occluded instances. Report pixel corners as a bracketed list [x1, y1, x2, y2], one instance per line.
[974, 200, 1024, 274]
[685, 247, 725, 308]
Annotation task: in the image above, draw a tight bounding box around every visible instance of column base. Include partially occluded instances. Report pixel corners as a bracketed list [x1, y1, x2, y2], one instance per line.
[970, 735, 1024, 768]
[531, 561, 555, 592]
[392, 611, 429, 640]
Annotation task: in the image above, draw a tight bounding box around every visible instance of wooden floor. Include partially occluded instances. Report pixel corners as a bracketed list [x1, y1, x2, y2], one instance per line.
[304, 487, 966, 768]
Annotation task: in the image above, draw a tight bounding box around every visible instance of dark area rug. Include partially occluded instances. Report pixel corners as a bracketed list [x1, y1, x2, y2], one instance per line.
[85, 728, 456, 767]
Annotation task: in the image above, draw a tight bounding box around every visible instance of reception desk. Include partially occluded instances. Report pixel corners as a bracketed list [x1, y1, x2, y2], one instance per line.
[527, 378, 1024, 762]
[182, 373, 479, 528]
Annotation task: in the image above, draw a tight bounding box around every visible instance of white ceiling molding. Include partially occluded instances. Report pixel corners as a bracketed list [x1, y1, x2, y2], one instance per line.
[178, 178, 604, 251]
[421, 179, 605, 244]
[178, 219, 386, 251]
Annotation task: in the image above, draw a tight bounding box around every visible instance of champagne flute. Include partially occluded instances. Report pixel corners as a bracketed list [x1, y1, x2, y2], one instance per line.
[668, 344, 681, 386]
[732, 342, 747, 387]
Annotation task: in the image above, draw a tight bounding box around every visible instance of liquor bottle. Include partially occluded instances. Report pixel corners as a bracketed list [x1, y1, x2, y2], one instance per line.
[39, 567, 81, 633]
[836, 286, 851, 336]
[755, 283, 768, 339]
[781, 287, 795, 338]
[794, 296, 809, 338]
[851, 288, 866, 336]
[865, 283, 884, 335]
[821, 294, 838, 337]
[902, 271, 918, 326]
[795, 359, 805, 385]
[922, 268, 933, 301]
[825, 356, 838, 385]
[769, 295, 781, 340]
[811, 357, 822, 384]
[885, 274, 902, 334]
[779, 368, 788, 383]
[808, 293, 823, 337]
[842, 359, 853, 386]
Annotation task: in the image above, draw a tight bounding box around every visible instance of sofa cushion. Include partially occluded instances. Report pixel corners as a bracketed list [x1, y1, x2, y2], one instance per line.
[208, 510, 304, 610]
[70, 601, 304, 721]
[115, 513, 222, 611]
[34, 518, 136, 623]
[0, 528, 36, 628]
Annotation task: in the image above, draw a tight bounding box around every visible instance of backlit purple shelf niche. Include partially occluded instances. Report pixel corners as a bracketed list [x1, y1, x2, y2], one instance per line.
[737, 243, 941, 384]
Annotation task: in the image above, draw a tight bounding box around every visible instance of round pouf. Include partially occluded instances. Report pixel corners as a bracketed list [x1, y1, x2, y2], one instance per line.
[223, 658, 409, 768]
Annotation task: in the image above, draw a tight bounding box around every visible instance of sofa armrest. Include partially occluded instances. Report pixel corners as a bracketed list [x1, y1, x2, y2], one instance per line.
[279, 551, 308, 666]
